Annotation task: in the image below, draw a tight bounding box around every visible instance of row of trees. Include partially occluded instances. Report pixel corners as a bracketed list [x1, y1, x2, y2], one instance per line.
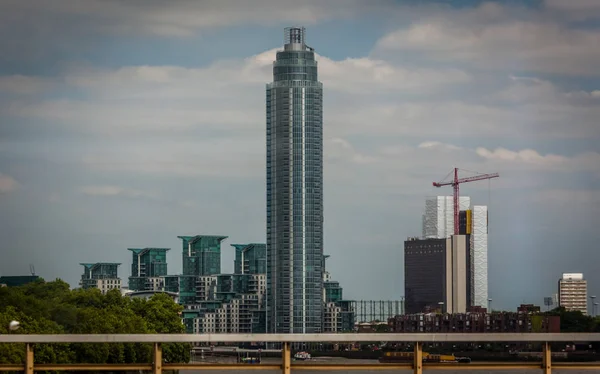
[0, 279, 190, 365]
[546, 307, 600, 333]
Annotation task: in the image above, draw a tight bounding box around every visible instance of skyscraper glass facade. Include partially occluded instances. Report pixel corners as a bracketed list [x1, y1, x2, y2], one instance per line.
[266, 27, 324, 333]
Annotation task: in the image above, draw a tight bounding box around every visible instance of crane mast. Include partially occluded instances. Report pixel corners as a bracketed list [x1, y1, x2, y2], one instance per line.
[433, 168, 499, 235]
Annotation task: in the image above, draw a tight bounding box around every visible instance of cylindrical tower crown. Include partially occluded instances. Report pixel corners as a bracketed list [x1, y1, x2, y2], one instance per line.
[284, 27, 306, 51]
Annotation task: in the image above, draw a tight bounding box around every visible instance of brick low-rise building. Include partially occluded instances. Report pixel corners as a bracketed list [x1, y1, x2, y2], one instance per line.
[388, 312, 560, 333]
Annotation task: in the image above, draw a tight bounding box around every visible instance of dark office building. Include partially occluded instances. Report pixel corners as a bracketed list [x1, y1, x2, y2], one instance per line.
[404, 238, 448, 314]
[404, 234, 472, 314]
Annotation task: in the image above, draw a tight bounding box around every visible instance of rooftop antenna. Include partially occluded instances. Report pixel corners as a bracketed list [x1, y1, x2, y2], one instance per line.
[29, 264, 35, 276]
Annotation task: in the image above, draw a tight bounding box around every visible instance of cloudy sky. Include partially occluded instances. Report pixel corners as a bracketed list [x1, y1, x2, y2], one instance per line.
[0, 0, 599, 311]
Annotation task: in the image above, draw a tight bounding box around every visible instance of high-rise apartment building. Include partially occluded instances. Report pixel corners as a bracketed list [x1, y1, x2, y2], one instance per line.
[177, 235, 227, 305]
[558, 273, 587, 314]
[232, 243, 267, 275]
[266, 27, 324, 333]
[79, 262, 122, 294]
[179, 235, 227, 276]
[127, 247, 169, 291]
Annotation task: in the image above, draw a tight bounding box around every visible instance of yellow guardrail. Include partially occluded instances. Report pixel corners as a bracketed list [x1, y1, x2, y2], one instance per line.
[1, 333, 600, 373]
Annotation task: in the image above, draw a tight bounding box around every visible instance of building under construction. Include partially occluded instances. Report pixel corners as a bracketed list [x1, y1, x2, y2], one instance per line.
[406, 187, 492, 314]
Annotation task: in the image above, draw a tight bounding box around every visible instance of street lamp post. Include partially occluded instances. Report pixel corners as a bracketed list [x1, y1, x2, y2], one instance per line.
[590, 296, 596, 316]
[8, 320, 20, 333]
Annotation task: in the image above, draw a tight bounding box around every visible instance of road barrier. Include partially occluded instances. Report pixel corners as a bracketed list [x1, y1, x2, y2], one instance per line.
[1, 333, 600, 373]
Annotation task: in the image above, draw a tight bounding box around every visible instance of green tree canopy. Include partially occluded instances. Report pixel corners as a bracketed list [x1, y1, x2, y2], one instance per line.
[0, 280, 190, 366]
[545, 307, 596, 332]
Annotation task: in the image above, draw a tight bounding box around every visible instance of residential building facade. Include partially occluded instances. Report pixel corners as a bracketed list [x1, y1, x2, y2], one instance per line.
[558, 273, 587, 314]
[127, 247, 169, 291]
[79, 263, 122, 294]
[232, 243, 267, 275]
[164, 240, 268, 334]
[176, 235, 227, 305]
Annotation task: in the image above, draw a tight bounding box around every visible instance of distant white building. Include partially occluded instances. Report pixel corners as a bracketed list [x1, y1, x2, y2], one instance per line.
[558, 273, 587, 314]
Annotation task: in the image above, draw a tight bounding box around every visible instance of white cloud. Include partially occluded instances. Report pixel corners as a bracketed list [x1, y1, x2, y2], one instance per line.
[0, 75, 53, 95]
[545, 0, 600, 11]
[79, 185, 158, 200]
[418, 141, 463, 151]
[0, 0, 388, 38]
[544, 0, 600, 21]
[476, 147, 567, 164]
[340, 139, 600, 180]
[81, 137, 264, 177]
[317, 55, 470, 94]
[324, 138, 600, 194]
[5, 59, 595, 145]
[328, 138, 377, 165]
[62, 49, 469, 97]
[328, 96, 597, 139]
[3, 48, 476, 138]
[0, 173, 18, 194]
[374, 3, 600, 76]
[476, 147, 600, 173]
[535, 188, 600, 202]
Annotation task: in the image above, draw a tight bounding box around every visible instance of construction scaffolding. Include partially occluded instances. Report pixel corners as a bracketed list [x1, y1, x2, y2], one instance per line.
[352, 300, 404, 323]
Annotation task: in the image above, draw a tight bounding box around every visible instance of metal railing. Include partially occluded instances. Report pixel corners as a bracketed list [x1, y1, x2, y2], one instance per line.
[1, 333, 600, 373]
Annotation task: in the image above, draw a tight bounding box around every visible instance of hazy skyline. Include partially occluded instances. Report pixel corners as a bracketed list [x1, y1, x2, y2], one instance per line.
[0, 0, 599, 311]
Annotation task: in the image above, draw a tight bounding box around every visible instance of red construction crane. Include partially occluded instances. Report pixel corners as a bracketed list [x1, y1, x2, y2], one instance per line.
[433, 168, 499, 235]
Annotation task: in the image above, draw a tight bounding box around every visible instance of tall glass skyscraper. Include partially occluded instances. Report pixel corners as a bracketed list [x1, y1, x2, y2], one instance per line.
[266, 27, 324, 333]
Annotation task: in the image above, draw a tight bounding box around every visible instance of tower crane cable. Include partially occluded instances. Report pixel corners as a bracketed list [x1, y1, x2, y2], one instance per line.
[438, 169, 454, 184]
[459, 167, 485, 176]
